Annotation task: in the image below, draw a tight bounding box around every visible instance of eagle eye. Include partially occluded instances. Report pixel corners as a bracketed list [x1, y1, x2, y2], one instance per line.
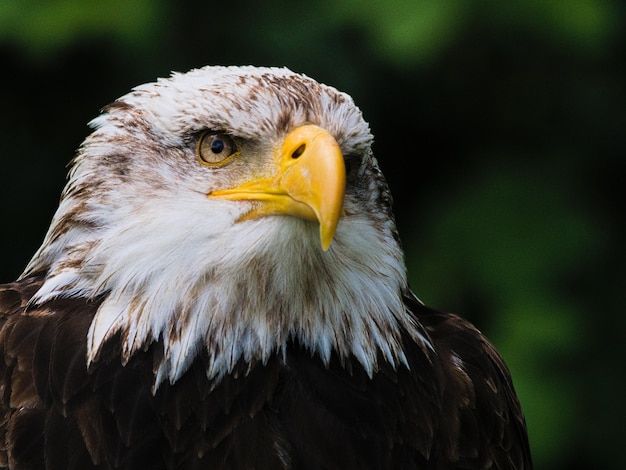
[197, 131, 239, 166]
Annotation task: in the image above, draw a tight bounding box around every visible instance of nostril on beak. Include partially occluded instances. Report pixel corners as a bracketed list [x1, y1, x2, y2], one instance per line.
[291, 144, 306, 159]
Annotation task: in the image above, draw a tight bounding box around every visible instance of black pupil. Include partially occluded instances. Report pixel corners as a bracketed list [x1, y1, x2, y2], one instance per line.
[211, 138, 225, 154]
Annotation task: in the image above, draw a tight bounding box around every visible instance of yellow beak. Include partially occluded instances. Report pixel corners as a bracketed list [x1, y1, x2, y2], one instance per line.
[209, 124, 346, 251]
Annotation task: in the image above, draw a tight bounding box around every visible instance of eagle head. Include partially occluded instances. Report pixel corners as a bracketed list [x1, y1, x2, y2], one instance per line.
[22, 66, 425, 389]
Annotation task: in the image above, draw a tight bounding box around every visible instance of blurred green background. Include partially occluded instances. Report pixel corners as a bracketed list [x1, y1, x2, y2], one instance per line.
[0, 1, 624, 468]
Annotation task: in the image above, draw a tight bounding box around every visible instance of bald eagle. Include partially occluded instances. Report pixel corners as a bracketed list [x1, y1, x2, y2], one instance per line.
[0, 66, 531, 469]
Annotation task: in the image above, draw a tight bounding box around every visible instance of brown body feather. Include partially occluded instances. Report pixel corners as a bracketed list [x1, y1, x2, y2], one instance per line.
[0, 276, 531, 469]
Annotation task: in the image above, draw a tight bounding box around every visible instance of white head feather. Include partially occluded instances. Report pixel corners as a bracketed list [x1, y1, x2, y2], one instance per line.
[23, 65, 430, 389]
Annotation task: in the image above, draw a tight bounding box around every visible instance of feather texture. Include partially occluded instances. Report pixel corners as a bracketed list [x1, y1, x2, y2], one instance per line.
[0, 279, 530, 468]
[0, 65, 532, 469]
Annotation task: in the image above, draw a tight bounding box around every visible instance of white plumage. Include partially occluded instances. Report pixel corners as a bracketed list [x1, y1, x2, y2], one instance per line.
[23, 65, 427, 388]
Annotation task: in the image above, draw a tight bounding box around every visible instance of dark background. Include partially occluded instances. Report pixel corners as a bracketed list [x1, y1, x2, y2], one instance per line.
[1, 1, 624, 468]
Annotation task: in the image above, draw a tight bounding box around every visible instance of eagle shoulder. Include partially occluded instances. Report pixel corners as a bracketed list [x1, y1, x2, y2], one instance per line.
[406, 294, 533, 469]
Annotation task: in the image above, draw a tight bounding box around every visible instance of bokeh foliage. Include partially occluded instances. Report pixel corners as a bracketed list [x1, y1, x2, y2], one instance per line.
[1, 1, 624, 468]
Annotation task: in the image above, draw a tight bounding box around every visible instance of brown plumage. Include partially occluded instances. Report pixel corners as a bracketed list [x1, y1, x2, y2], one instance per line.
[0, 65, 532, 469]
